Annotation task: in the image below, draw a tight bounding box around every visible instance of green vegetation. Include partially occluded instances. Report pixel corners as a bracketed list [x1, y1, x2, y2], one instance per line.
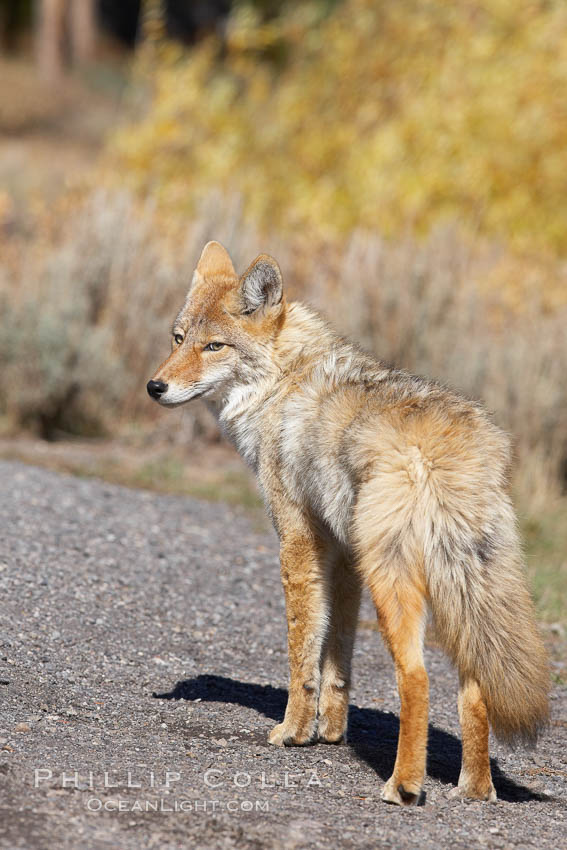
[522, 508, 567, 625]
[134, 457, 264, 511]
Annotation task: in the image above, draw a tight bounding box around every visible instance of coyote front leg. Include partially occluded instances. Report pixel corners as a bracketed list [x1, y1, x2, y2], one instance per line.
[268, 525, 328, 747]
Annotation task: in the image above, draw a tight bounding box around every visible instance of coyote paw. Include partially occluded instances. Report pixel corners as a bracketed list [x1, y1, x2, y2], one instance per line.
[316, 711, 347, 744]
[448, 783, 497, 803]
[381, 775, 424, 806]
[268, 720, 316, 747]
[317, 730, 345, 744]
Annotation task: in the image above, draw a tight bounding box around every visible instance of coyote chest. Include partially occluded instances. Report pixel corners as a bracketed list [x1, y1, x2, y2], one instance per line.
[221, 375, 359, 546]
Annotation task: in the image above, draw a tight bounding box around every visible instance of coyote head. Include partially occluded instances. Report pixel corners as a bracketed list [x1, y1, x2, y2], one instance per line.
[147, 241, 285, 407]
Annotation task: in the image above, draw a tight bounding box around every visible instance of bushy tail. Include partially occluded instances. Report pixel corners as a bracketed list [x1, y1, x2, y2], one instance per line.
[426, 511, 550, 746]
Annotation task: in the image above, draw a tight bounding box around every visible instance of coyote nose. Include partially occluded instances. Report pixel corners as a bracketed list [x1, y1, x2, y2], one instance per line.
[147, 379, 168, 399]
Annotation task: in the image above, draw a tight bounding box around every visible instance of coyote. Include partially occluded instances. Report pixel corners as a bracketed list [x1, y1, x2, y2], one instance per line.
[147, 241, 549, 805]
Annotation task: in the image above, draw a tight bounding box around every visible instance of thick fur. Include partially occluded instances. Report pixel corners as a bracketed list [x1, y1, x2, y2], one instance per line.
[352, 393, 549, 747]
[149, 242, 550, 804]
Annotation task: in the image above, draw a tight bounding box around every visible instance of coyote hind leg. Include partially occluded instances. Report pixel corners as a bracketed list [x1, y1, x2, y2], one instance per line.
[449, 677, 497, 801]
[318, 552, 361, 743]
[365, 564, 429, 806]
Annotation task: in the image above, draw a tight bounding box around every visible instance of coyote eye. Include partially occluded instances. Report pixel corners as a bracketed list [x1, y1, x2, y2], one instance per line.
[173, 333, 184, 346]
[204, 342, 225, 352]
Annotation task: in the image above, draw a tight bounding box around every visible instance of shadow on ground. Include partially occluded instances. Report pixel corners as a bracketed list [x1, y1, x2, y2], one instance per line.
[153, 674, 546, 803]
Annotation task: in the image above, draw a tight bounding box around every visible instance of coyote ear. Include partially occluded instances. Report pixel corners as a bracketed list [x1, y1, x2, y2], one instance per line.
[196, 241, 236, 280]
[239, 254, 283, 315]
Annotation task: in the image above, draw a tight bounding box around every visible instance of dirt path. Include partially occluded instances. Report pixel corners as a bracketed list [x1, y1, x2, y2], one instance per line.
[0, 461, 565, 849]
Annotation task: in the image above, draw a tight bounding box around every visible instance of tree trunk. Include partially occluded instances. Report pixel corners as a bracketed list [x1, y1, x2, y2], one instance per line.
[69, 0, 97, 64]
[37, 0, 66, 84]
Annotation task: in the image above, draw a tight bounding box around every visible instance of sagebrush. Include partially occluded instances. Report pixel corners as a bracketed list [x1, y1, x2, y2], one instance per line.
[0, 191, 565, 506]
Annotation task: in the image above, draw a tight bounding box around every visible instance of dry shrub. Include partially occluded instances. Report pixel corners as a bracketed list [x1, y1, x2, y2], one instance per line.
[0, 191, 272, 438]
[1, 190, 565, 505]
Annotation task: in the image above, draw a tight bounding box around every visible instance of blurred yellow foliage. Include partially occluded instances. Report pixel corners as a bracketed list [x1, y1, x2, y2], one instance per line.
[110, 0, 567, 255]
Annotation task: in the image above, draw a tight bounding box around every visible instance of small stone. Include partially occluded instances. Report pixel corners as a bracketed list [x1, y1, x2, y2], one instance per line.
[14, 722, 30, 733]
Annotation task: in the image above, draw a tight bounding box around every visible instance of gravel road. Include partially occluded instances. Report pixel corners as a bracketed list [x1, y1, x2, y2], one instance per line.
[0, 460, 565, 849]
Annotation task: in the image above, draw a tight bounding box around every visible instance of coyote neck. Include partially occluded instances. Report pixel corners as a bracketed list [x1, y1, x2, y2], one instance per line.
[214, 302, 340, 468]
